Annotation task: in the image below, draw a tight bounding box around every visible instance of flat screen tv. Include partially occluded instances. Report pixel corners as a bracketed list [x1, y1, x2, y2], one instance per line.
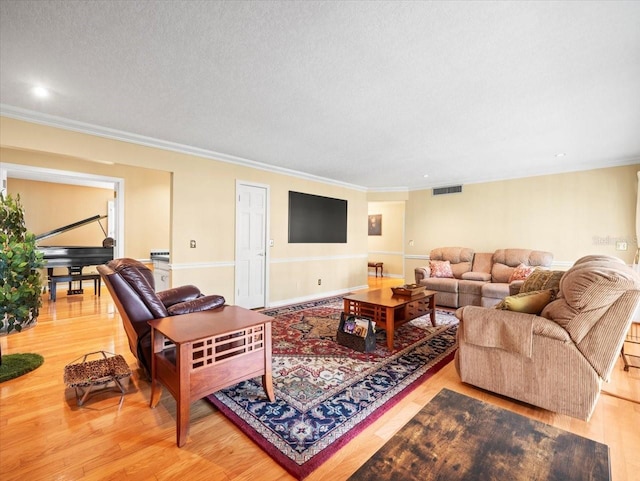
[288, 191, 348, 243]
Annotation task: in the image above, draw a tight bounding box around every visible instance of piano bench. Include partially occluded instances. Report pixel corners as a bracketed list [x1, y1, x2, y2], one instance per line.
[48, 273, 102, 302]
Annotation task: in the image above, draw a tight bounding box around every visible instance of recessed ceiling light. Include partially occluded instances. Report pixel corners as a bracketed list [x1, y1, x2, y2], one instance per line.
[555, 153, 566, 158]
[32, 86, 50, 98]
[423, 174, 429, 178]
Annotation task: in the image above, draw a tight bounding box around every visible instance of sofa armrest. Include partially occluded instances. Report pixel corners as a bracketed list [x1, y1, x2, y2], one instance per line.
[167, 294, 226, 316]
[457, 306, 536, 356]
[531, 316, 572, 342]
[415, 266, 431, 283]
[457, 305, 571, 346]
[157, 285, 202, 307]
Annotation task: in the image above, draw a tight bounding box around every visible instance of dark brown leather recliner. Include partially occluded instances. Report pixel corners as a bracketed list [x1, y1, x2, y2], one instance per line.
[97, 258, 225, 377]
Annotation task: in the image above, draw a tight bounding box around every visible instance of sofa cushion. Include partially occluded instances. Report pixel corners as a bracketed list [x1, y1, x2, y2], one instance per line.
[458, 279, 485, 296]
[497, 289, 554, 315]
[422, 277, 459, 293]
[470, 252, 493, 275]
[481, 282, 510, 300]
[461, 271, 492, 282]
[509, 263, 535, 282]
[430, 260, 454, 278]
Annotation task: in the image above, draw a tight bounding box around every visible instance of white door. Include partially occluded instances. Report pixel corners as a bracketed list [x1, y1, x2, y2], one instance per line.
[235, 182, 268, 309]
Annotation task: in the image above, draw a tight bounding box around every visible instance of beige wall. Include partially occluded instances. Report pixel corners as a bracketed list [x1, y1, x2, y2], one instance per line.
[0, 117, 369, 305]
[368, 201, 405, 278]
[405, 164, 639, 283]
[3, 117, 637, 304]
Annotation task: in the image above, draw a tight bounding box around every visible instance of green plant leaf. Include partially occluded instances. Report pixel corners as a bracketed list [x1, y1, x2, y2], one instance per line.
[0, 193, 43, 335]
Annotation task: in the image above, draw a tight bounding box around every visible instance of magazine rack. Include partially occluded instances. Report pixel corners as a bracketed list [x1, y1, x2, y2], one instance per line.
[336, 312, 376, 352]
[63, 351, 131, 406]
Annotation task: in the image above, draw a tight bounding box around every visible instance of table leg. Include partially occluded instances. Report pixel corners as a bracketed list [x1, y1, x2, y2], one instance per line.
[176, 343, 191, 447]
[429, 294, 437, 327]
[149, 328, 163, 408]
[263, 373, 275, 402]
[262, 322, 275, 402]
[385, 306, 395, 350]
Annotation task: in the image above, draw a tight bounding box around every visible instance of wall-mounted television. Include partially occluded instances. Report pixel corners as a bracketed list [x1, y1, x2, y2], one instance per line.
[288, 191, 348, 243]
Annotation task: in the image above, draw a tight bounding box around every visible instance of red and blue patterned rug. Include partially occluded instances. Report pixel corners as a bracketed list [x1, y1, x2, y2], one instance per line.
[206, 296, 458, 480]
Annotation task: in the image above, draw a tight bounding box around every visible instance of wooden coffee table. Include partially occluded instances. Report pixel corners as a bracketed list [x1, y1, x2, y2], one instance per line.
[149, 306, 275, 447]
[343, 288, 437, 350]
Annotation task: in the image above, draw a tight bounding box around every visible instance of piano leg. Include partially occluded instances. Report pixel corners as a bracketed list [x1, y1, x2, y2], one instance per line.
[47, 268, 56, 302]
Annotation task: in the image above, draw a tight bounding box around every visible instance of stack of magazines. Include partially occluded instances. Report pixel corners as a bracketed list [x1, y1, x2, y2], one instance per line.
[342, 317, 375, 338]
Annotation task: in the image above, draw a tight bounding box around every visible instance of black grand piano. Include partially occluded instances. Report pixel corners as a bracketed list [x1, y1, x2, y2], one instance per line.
[36, 215, 114, 301]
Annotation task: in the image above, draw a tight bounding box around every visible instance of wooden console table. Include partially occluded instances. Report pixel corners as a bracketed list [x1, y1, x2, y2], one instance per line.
[149, 306, 275, 447]
[343, 289, 437, 350]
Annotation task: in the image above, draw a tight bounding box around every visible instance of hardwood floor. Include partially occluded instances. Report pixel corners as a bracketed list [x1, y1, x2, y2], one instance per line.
[1, 279, 638, 481]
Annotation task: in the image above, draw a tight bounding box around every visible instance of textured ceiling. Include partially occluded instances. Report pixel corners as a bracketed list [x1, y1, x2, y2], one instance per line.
[1, 0, 639, 190]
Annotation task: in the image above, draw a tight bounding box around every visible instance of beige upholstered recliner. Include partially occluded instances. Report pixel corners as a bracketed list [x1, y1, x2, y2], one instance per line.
[455, 255, 640, 420]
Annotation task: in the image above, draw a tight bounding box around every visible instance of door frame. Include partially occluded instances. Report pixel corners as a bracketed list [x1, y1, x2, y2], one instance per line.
[235, 180, 270, 308]
[0, 161, 125, 259]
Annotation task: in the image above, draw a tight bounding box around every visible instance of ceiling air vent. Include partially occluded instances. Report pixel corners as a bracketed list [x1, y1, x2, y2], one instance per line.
[432, 185, 463, 196]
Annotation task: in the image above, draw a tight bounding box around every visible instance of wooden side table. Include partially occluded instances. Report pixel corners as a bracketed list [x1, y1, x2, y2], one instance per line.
[149, 306, 275, 447]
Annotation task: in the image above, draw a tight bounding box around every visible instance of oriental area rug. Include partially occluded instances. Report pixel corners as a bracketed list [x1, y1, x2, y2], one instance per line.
[206, 296, 458, 480]
[349, 388, 611, 481]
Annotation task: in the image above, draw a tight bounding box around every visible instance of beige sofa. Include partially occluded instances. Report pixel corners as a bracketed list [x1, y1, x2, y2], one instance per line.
[454, 255, 640, 420]
[415, 247, 554, 308]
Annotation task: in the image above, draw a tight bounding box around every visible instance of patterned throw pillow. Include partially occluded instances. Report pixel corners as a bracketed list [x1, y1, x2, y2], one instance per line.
[430, 260, 454, 278]
[509, 263, 535, 283]
[520, 268, 565, 294]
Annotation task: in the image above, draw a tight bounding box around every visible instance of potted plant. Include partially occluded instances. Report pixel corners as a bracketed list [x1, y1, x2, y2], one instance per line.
[0, 193, 44, 336]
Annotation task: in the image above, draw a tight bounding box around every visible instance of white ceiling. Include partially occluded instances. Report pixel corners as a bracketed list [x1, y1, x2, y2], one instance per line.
[1, 0, 639, 191]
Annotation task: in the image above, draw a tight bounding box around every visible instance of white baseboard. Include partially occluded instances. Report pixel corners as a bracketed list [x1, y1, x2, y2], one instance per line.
[266, 284, 368, 309]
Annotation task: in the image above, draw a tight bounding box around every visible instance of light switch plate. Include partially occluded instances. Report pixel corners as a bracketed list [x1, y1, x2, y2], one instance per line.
[615, 241, 627, 251]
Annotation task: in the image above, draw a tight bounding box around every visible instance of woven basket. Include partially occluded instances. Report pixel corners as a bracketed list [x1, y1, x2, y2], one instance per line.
[336, 312, 376, 352]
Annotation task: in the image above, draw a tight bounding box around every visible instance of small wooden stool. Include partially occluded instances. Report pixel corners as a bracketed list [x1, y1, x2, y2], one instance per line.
[368, 262, 383, 277]
[64, 351, 131, 406]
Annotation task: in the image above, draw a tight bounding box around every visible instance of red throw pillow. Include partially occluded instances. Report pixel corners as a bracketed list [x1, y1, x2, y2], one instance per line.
[430, 260, 454, 278]
[509, 263, 535, 282]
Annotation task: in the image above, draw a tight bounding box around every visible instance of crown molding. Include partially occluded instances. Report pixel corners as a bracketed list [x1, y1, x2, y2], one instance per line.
[0, 105, 367, 192]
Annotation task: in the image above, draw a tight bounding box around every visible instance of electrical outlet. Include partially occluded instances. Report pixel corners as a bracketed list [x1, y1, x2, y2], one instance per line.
[190, 240, 196, 248]
[318, 278, 322, 285]
[616, 241, 628, 251]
